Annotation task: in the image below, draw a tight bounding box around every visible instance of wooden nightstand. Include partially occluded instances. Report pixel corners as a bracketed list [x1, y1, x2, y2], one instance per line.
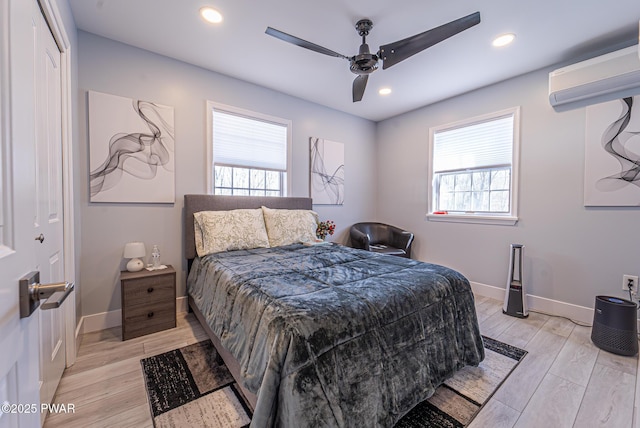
[120, 265, 176, 340]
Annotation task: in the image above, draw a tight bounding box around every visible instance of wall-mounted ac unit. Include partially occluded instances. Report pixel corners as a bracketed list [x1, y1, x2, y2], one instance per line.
[549, 44, 640, 109]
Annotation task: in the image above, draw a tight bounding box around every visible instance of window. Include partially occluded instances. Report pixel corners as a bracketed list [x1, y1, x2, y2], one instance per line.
[207, 102, 291, 196]
[428, 107, 520, 225]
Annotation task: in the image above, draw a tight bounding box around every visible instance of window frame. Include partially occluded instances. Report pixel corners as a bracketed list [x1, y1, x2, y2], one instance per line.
[427, 107, 520, 225]
[206, 100, 292, 196]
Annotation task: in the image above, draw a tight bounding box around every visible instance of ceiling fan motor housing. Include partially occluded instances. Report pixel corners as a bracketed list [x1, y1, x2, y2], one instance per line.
[351, 19, 378, 75]
[350, 45, 379, 75]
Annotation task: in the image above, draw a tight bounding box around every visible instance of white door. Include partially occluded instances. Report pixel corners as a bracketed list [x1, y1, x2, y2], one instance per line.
[0, 0, 45, 426]
[0, 0, 71, 427]
[33, 3, 66, 423]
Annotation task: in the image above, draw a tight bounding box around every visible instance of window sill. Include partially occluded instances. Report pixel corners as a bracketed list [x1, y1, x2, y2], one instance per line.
[426, 213, 518, 226]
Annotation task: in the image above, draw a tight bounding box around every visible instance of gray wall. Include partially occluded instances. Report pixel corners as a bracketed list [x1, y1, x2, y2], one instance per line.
[76, 27, 640, 318]
[376, 66, 640, 309]
[77, 31, 377, 317]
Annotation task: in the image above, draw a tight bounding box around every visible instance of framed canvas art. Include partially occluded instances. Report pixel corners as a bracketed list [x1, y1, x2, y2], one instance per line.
[310, 137, 345, 205]
[584, 96, 640, 206]
[89, 91, 175, 203]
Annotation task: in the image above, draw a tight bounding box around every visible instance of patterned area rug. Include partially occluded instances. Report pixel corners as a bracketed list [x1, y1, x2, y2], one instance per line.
[395, 336, 527, 427]
[140, 341, 251, 427]
[141, 336, 526, 428]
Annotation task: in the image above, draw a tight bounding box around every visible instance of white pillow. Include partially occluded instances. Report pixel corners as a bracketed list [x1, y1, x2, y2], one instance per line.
[261, 206, 319, 247]
[193, 209, 270, 257]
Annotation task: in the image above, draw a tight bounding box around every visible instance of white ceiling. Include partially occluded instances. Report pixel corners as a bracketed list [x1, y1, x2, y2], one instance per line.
[68, 0, 640, 122]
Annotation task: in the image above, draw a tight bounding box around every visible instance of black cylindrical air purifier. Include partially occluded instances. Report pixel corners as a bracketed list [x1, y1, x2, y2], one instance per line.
[591, 296, 638, 356]
[503, 244, 528, 318]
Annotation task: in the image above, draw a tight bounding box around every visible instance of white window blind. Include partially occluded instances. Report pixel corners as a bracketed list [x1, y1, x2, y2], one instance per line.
[433, 114, 514, 173]
[213, 110, 288, 171]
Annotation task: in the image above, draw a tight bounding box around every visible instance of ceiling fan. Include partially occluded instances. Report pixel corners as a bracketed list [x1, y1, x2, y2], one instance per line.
[266, 12, 481, 102]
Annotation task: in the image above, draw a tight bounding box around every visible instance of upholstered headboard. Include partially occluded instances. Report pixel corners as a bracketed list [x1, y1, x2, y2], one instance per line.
[184, 194, 313, 262]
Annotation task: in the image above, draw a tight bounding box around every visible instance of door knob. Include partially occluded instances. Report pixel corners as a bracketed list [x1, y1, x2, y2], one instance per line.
[35, 234, 44, 243]
[19, 271, 74, 318]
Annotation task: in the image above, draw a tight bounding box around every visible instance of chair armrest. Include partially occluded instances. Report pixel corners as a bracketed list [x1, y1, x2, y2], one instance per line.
[350, 228, 370, 251]
[389, 226, 414, 256]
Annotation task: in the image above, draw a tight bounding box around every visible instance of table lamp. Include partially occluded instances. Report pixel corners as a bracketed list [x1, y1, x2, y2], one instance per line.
[123, 242, 146, 272]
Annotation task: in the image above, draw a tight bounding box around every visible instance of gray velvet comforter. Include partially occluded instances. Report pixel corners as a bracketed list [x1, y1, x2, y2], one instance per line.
[187, 243, 484, 427]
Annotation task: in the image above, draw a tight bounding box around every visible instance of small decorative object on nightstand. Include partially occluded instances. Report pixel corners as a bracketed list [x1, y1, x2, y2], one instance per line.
[151, 245, 161, 269]
[123, 241, 146, 272]
[120, 265, 176, 340]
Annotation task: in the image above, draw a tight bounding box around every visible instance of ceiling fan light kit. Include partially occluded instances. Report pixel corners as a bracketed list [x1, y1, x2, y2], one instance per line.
[266, 12, 480, 102]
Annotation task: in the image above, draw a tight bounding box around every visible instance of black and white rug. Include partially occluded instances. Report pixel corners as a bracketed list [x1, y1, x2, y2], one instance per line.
[395, 336, 527, 427]
[141, 336, 526, 428]
[140, 340, 251, 427]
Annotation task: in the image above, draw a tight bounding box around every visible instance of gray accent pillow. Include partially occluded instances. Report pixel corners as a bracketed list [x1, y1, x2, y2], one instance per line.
[261, 206, 319, 247]
[193, 209, 270, 256]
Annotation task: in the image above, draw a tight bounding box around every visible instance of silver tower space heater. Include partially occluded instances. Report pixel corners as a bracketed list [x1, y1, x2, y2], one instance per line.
[503, 244, 528, 318]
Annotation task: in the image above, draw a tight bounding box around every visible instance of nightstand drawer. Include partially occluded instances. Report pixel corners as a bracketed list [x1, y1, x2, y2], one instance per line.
[123, 275, 174, 306]
[122, 300, 175, 340]
[120, 265, 176, 341]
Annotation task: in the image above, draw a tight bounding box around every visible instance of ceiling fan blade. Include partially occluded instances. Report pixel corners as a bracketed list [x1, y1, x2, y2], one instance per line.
[266, 27, 350, 60]
[352, 75, 368, 102]
[379, 11, 480, 70]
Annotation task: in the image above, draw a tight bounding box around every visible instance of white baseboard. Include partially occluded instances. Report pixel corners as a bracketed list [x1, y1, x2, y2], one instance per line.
[470, 281, 594, 326]
[80, 297, 190, 334]
[74, 316, 83, 354]
[81, 309, 122, 334]
[80, 287, 598, 333]
[177, 296, 188, 313]
[82, 287, 598, 332]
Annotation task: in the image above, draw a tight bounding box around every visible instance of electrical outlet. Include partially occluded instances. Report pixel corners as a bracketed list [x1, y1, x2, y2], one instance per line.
[622, 274, 638, 294]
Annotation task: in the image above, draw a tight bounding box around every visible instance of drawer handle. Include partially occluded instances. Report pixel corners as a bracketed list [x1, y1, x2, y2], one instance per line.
[147, 311, 154, 318]
[147, 287, 154, 293]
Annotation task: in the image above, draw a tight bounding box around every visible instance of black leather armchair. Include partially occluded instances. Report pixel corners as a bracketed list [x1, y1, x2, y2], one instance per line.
[350, 222, 414, 258]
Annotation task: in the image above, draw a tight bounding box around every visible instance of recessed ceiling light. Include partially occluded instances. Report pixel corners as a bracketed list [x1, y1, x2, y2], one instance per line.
[378, 87, 392, 96]
[200, 7, 223, 24]
[492, 33, 515, 47]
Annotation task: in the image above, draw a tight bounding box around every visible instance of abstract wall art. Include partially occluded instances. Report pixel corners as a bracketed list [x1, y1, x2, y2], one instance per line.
[310, 137, 345, 205]
[89, 91, 175, 203]
[584, 96, 640, 206]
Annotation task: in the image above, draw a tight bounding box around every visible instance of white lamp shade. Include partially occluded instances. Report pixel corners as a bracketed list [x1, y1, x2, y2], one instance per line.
[123, 242, 146, 259]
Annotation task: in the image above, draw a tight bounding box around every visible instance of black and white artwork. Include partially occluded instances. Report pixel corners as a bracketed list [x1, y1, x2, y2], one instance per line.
[89, 91, 175, 203]
[310, 137, 345, 205]
[585, 96, 640, 206]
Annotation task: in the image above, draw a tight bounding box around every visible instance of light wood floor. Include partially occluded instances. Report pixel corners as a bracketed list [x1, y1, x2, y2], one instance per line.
[44, 296, 638, 428]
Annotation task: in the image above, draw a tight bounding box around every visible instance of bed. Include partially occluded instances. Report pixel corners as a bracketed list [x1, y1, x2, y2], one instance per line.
[184, 194, 484, 427]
